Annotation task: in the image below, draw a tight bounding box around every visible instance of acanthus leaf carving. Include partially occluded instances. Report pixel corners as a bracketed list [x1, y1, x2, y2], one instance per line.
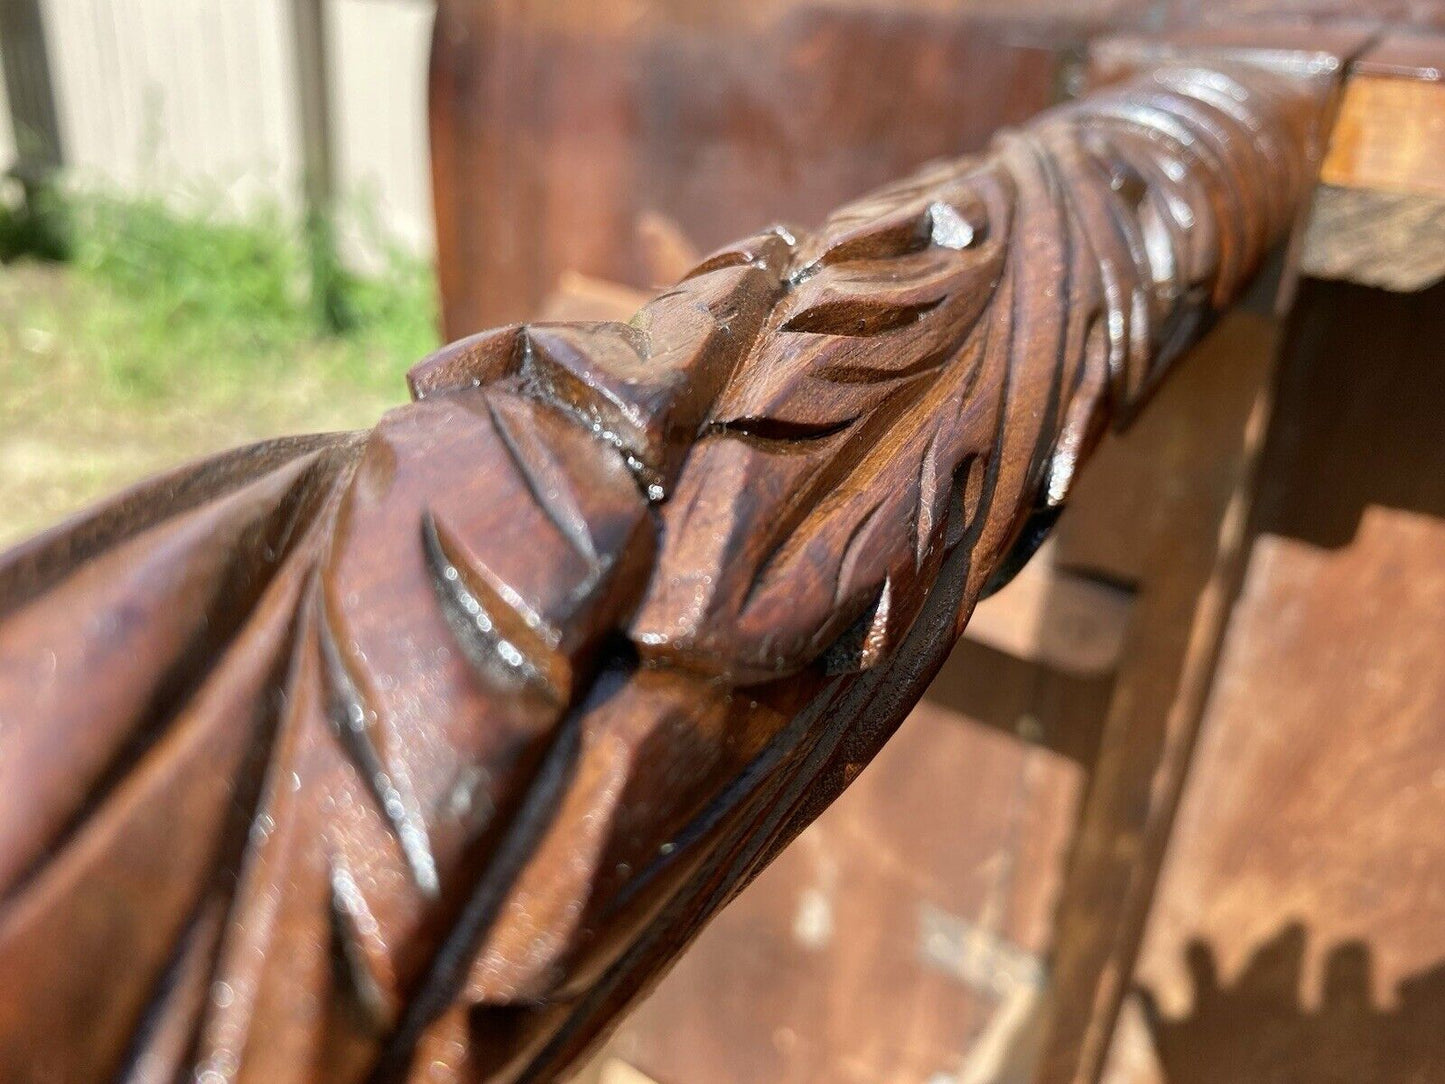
[0, 60, 1325, 1084]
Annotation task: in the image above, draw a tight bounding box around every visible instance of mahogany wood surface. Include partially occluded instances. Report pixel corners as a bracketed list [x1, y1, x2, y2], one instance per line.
[428, 0, 1072, 338]
[0, 53, 1326, 1084]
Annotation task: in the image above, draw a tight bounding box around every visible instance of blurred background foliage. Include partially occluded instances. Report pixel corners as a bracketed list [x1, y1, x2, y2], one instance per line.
[0, 185, 437, 544]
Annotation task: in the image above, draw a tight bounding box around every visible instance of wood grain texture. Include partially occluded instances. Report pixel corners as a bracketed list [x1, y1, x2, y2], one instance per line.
[1320, 34, 1445, 198]
[1300, 183, 1445, 290]
[1099, 278, 1445, 1084]
[427, 0, 1070, 336]
[0, 61, 1321, 1082]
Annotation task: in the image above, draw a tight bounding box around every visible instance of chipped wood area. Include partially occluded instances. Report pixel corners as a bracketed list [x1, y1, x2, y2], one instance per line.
[1300, 185, 1445, 292]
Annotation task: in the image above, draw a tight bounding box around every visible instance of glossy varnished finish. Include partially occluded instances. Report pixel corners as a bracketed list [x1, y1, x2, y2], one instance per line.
[0, 63, 1322, 1081]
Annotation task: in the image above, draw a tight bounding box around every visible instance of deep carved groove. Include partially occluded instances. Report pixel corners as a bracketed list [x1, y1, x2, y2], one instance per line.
[780, 295, 946, 336]
[421, 509, 567, 700]
[318, 591, 441, 898]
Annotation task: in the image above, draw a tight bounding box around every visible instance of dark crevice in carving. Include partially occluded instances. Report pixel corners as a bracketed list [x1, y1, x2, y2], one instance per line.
[684, 227, 797, 282]
[821, 577, 892, 674]
[318, 590, 441, 898]
[116, 897, 223, 1081]
[421, 510, 567, 701]
[913, 428, 952, 569]
[945, 452, 989, 554]
[708, 415, 856, 446]
[812, 342, 955, 385]
[779, 295, 945, 336]
[330, 853, 398, 1031]
[811, 215, 932, 267]
[832, 496, 889, 608]
[511, 372, 667, 505]
[373, 708, 586, 1083]
[980, 500, 1064, 599]
[484, 398, 601, 568]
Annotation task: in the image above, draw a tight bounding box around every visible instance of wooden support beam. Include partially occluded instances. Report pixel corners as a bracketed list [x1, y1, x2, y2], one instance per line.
[1304, 31, 1445, 291]
[1032, 311, 1285, 1084]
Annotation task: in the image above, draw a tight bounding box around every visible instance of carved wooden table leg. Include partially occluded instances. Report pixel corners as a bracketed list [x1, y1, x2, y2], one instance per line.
[0, 55, 1330, 1083]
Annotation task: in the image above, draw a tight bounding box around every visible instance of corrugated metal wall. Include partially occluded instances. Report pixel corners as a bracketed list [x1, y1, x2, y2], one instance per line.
[1, 0, 435, 254]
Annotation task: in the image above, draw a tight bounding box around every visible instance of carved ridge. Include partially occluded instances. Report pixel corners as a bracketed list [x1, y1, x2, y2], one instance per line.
[0, 59, 1324, 1083]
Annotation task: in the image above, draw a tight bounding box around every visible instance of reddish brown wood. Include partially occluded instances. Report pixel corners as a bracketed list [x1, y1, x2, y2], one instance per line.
[601, 695, 1089, 1084]
[427, 0, 1070, 337]
[0, 57, 1325, 1082]
[1100, 278, 1445, 1084]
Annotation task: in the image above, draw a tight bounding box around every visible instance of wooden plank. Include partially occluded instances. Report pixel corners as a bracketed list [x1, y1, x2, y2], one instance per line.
[428, 0, 1064, 335]
[925, 638, 1116, 771]
[602, 698, 1087, 1084]
[1100, 278, 1445, 1084]
[964, 543, 1132, 679]
[1320, 69, 1445, 197]
[1033, 311, 1286, 1084]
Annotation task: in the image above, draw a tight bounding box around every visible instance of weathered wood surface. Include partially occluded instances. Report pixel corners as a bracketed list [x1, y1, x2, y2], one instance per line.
[0, 60, 1322, 1082]
[1100, 278, 1445, 1084]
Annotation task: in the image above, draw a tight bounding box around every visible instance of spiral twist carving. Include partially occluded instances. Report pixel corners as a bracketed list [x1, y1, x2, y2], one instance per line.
[0, 61, 1318, 1082]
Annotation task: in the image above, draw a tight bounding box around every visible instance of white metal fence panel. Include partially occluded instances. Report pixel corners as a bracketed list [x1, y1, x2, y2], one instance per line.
[11, 0, 435, 254]
[332, 0, 434, 256]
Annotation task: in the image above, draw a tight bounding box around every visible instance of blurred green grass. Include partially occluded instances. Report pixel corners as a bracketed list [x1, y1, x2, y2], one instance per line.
[0, 189, 438, 544]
